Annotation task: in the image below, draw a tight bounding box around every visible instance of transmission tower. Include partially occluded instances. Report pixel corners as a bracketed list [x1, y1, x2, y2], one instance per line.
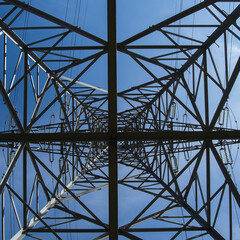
[1, 0, 240, 239]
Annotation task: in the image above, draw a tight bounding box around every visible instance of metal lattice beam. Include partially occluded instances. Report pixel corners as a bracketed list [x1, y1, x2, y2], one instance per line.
[0, 1, 240, 239]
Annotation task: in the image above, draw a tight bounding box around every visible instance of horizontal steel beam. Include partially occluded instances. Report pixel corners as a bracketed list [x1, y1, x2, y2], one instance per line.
[27, 229, 107, 233]
[120, 45, 201, 49]
[29, 46, 106, 51]
[127, 227, 206, 232]
[0, 130, 240, 142]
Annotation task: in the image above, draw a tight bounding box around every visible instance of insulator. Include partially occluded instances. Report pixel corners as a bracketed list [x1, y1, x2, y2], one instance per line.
[218, 108, 226, 126]
[219, 147, 231, 165]
[59, 156, 64, 173]
[59, 99, 68, 121]
[183, 143, 191, 161]
[183, 113, 188, 123]
[49, 149, 54, 163]
[50, 113, 55, 124]
[169, 102, 177, 120]
[59, 156, 68, 173]
[10, 116, 16, 128]
[59, 106, 65, 121]
[170, 155, 178, 173]
[8, 149, 15, 167]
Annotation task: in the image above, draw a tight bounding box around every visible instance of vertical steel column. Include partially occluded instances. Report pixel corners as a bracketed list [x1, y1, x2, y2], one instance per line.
[3, 35, 7, 89]
[72, 97, 75, 180]
[108, 0, 118, 239]
[37, 65, 39, 97]
[204, 51, 211, 226]
[23, 50, 28, 229]
[1, 188, 4, 240]
[224, 32, 229, 87]
[203, 51, 209, 128]
[229, 187, 232, 240]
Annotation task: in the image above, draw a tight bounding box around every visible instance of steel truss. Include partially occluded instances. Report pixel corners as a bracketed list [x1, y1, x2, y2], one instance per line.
[0, 0, 240, 239]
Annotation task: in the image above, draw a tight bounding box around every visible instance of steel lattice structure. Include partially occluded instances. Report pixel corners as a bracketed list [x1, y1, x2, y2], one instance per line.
[0, 0, 240, 239]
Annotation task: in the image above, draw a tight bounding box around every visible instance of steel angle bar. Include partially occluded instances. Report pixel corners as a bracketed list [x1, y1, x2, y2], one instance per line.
[1, 6, 18, 22]
[179, 75, 205, 128]
[108, 0, 118, 238]
[60, 76, 108, 93]
[53, 205, 107, 227]
[26, 52, 104, 130]
[19, 30, 71, 88]
[24, 149, 107, 228]
[25, 176, 38, 219]
[163, 24, 219, 28]
[93, 233, 109, 240]
[127, 227, 205, 232]
[137, 162, 225, 239]
[6, 184, 61, 240]
[52, 81, 73, 131]
[1, 188, 5, 240]
[0, 18, 51, 73]
[1, 16, 104, 128]
[160, 29, 223, 90]
[118, 232, 143, 240]
[171, 182, 227, 239]
[119, 49, 176, 73]
[27, 60, 38, 103]
[129, 55, 157, 79]
[118, 144, 225, 239]
[120, 204, 178, 230]
[27, 31, 69, 47]
[183, 146, 206, 199]
[118, 142, 224, 238]
[52, 145, 108, 195]
[27, 149, 51, 201]
[3, 0, 107, 45]
[27, 229, 107, 233]
[122, 45, 201, 49]
[28, 143, 108, 218]
[118, 0, 218, 46]
[0, 143, 25, 195]
[12, 153, 139, 240]
[29, 46, 106, 51]
[12, 183, 109, 240]
[210, 57, 240, 129]
[7, 187, 22, 229]
[161, 30, 204, 44]
[1, 130, 240, 142]
[11, 26, 65, 30]
[119, 4, 240, 115]
[54, 50, 107, 73]
[119, 143, 188, 224]
[155, 77, 203, 126]
[209, 141, 240, 208]
[120, 178, 226, 238]
[3, 34, 7, 88]
[212, 183, 227, 227]
[118, 230, 143, 240]
[0, 80, 24, 132]
[23, 50, 28, 229]
[180, 4, 240, 73]
[118, 74, 172, 95]
[0, 19, 56, 128]
[8, 50, 24, 94]
[160, 142, 181, 193]
[56, 173, 143, 206]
